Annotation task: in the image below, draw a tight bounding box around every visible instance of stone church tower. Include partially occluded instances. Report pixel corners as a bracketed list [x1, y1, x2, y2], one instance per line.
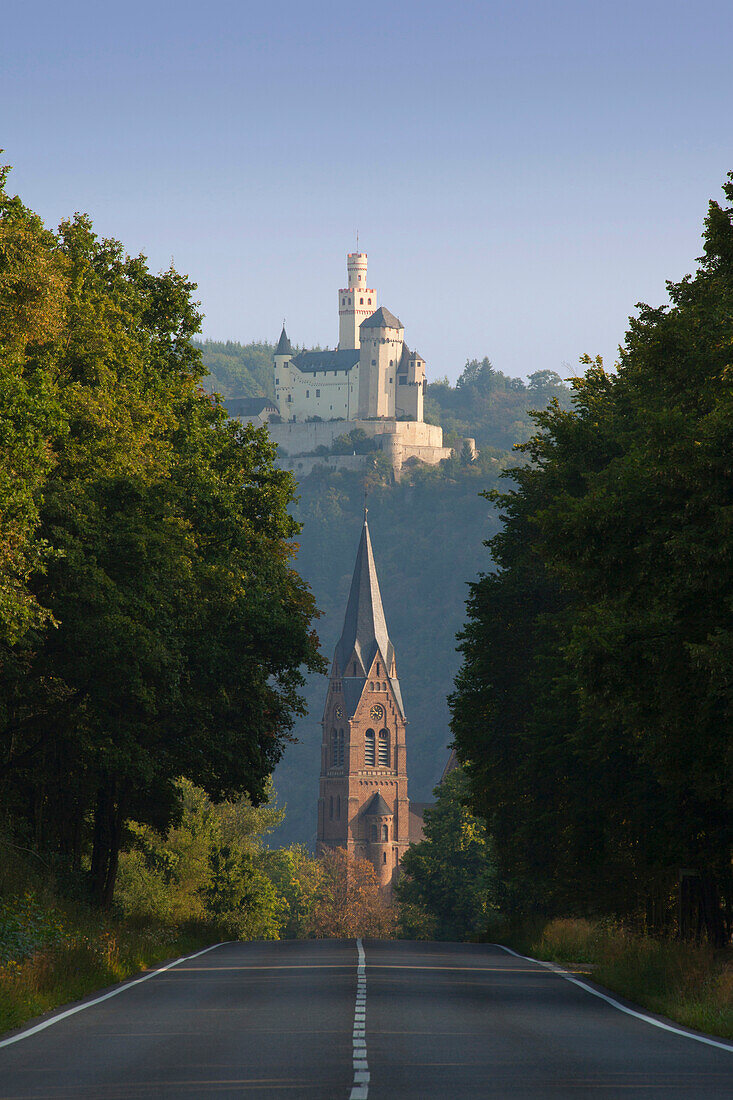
[316, 512, 420, 889]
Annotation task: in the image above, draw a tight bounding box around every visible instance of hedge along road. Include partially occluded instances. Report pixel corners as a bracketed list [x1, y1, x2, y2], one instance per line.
[0, 939, 732, 1098]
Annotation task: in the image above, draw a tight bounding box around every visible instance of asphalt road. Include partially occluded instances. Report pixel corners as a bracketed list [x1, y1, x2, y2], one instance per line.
[1, 938, 731, 1098]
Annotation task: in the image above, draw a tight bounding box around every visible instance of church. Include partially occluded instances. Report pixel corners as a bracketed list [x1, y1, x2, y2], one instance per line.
[264, 252, 454, 476]
[316, 511, 426, 891]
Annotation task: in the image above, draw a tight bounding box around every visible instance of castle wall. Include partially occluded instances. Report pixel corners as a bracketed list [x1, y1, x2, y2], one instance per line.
[275, 361, 359, 422]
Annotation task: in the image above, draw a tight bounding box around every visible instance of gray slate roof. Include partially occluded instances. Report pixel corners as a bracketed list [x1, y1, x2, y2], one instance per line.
[225, 397, 279, 417]
[290, 348, 360, 374]
[362, 792, 393, 816]
[360, 306, 403, 331]
[334, 515, 406, 719]
[275, 326, 293, 356]
[335, 516, 394, 677]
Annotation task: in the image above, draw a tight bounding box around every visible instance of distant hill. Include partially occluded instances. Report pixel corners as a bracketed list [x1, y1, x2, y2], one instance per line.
[197, 341, 574, 847]
[196, 339, 276, 399]
[268, 449, 518, 847]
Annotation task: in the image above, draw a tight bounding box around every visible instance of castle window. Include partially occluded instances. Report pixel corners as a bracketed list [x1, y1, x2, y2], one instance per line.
[329, 797, 334, 820]
[306, 390, 309, 398]
[383, 851, 387, 863]
[376, 663, 380, 675]
[316, 389, 320, 397]
[369, 681, 374, 690]
[275, 378, 279, 385]
[371, 824, 378, 841]
[348, 297, 352, 304]
[287, 394, 292, 402]
[371, 359, 376, 366]
[364, 729, 376, 766]
[382, 824, 388, 841]
[389, 360, 393, 367]
[360, 298, 363, 304]
[368, 298, 371, 304]
[378, 729, 390, 767]
[342, 298, 345, 304]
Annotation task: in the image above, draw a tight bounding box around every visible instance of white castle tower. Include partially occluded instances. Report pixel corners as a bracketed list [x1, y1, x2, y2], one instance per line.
[338, 253, 377, 350]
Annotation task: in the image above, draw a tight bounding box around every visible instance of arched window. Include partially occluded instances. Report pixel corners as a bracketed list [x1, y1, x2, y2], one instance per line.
[369, 680, 374, 690]
[329, 796, 333, 819]
[337, 795, 341, 819]
[382, 824, 388, 841]
[338, 729, 345, 766]
[378, 729, 390, 767]
[368, 297, 371, 304]
[382, 851, 387, 863]
[331, 729, 337, 766]
[364, 728, 376, 766]
[371, 823, 378, 841]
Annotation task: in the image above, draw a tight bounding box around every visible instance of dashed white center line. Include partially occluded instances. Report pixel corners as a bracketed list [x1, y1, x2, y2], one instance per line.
[350, 938, 369, 1099]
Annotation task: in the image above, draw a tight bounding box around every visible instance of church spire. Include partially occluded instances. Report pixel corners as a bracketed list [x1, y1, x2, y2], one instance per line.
[334, 513, 395, 678]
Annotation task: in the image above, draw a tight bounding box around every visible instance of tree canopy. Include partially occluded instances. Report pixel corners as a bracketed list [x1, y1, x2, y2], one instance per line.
[0, 166, 323, 907]
[450, 174, 733, 944]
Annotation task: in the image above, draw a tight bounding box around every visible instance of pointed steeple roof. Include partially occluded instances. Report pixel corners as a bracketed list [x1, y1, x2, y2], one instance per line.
[275, 325, 293, 356]
[335, 512, 394, 678]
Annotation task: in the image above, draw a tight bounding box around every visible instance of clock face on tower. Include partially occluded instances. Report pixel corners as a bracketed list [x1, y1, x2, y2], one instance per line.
[370, 704, 384, 722]
[335, 706, 343, 719]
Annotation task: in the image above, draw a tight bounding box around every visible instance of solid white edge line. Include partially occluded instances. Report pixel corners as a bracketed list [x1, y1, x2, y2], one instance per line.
[0, 941, 227, 1049]
[493, 943, 733, 1054]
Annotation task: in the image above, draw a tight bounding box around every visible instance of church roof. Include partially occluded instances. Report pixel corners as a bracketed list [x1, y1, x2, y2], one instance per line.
[360, 306, 403, 331]
[362, 792, 393, 816]
[275, 326, 293, 356]
[291, 348, 360, 374]
[335, 514, 394, 678]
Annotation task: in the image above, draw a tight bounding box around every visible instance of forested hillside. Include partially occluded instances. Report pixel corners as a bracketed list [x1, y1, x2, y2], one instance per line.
[198, 344, 574, 848]
[269, 450, 515, 847]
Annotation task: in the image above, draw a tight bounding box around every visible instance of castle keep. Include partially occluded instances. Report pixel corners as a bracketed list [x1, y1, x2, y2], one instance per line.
[316, 512, 424, 890]
[265, 252, 452, 475]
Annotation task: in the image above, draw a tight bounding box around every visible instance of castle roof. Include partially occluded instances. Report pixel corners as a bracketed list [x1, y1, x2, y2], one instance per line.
[361, 306, 403, 331]
[362, 792, 393, 817]
[225, 396, 279, 417]
[397, 343, 410, 372]
[291, 348, 360, 374]
[275, 326, 293, 356]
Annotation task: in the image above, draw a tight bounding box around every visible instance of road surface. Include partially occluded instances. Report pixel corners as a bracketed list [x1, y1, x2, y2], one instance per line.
[1, 939, 731, 1097]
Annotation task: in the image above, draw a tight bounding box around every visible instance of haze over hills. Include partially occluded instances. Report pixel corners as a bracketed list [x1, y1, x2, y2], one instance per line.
[199, 341, 573, 846]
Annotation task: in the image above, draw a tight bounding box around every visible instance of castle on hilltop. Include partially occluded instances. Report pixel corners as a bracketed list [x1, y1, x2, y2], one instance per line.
[317, 511, 427, 891]
[262, 252, 455, 476]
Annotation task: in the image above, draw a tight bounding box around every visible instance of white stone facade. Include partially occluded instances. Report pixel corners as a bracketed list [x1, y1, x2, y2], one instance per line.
[270, 252, 450, 472]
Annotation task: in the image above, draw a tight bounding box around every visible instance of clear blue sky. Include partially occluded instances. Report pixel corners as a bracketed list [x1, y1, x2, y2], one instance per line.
[3, 0, 732, 382]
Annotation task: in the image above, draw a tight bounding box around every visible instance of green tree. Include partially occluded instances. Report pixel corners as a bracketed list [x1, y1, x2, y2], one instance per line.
[397, 769, 498, 940]
[0, 172, 324, 908]
[451, 174, 733, 944]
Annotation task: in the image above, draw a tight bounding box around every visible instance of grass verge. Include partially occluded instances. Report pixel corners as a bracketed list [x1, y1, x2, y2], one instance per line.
[0, 894, 224, 1036]
[498, 917, 732, 1041]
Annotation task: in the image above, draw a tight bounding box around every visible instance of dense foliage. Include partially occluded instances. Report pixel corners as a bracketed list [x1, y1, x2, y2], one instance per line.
[396, 768, 498, 940]
[451, 175, 733, 945]
[0, 168, 322, 908]
[196, 339, 276, 399]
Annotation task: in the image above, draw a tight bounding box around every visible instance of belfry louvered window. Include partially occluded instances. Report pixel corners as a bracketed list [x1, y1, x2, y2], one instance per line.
[378, 729, 390, 767]
[364, 729, 376, 766]
[338, 730, 345, 766]
[331, 730, 337, 766]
